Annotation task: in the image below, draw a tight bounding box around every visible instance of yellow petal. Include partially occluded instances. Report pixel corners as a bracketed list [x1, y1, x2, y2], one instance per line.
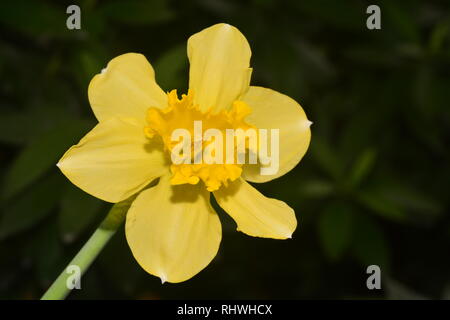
[241, 86, 311, 182]
[214, 178, 296, 239]
[88, 53, 167, 122]
[57, 118, 168, 203]
[187, 23, 252, 113]
[125, 175, 221, 283]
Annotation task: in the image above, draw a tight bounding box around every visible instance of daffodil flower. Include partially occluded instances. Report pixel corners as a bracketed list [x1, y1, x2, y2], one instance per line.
[57, 23, 311, 283]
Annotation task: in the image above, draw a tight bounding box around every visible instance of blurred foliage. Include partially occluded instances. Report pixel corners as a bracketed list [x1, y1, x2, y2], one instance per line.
[0, 0, 449, 299]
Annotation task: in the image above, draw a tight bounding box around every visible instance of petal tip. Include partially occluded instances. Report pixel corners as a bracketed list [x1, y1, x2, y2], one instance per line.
[214, 22, 233, 30]
[222, 23, 232, 29]
[159, 273, 167, 284]
[56, 159, 66, 169]
[304, 120, 313, 129]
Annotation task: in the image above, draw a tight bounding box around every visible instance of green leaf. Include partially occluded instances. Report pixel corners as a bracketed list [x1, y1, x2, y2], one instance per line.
[357, 179, 441, 225]
[357, 190, 406, 222]
[348, 148, 377, 187]
[428, 21, 449, 54]
[381, 184, 443, 225]
[0, 173, 64, 240]
[298, 179, 334, 198]
[59, 185, 104, 243]
[2, 119, 94, 200]
[318, 203, 354, 261]
[352, 215, 390, 271]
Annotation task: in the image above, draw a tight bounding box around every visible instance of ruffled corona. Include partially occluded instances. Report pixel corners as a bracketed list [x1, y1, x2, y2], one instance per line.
[144, 90, 256, 191]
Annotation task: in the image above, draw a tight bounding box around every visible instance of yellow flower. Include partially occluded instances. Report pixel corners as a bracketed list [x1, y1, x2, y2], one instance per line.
[57, 23, 311, 283]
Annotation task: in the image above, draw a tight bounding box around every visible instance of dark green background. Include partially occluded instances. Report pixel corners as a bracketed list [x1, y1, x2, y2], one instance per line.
[1, 0, 449, 299]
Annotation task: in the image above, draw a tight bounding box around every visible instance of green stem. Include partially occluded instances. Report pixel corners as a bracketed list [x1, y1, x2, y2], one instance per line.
[41, 199, 133, 300]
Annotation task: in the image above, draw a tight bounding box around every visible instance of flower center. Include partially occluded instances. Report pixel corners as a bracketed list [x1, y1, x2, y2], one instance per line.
[144, 90, 256, 192]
